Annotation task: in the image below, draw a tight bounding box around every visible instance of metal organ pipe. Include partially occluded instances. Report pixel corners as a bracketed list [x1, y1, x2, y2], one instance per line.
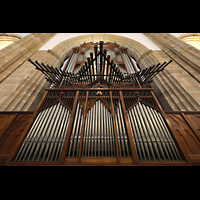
[97, 100, 100, 156]
[68, 103, 83, 157]
[38, 103, 63, 161]
[153, 108, 181, 160]
[70, 53, 77, 72]
[65, 53, 78, 73]
[82, 109, 90, 157]
[65, 53, 74, 72]
[16, 108, 49, 161]
[80, 100, 117, 157]
[27, 104, 59, 161]
[137, 102, 161, 160]
[109, 111, 116, 157]
[145, 105, 171, 160]
[100, 102, 104, 156]
[122, 53, 135, 74]
[129, 106, 147, 160]
[124, 53, 131, 73]
[15, 102, 71, 162]
[73, 100, 131, 158]
[122, 53, 130, 73]
[118, 103, 130, 156]
[91, 104, 95, 157]
[115, 103, 130, 157]
[127, 102, 182, 161]
[49, 53, 78, 88]
[94, 102, 97, 156]
[140, 103, 166, 160]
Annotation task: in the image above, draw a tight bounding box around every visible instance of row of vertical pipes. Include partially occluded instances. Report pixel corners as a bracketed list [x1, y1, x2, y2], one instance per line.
[68, 100, 131, 158]
[68, 100, 117, 157]
[65, 52, 78, 73]
[15, 102, 71, 161]
[128, 102, 182, 161]
[122, 53, 136, 74]
[15, 99, 182, 162]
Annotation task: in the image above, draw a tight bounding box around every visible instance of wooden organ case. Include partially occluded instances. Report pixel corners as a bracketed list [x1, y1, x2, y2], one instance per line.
[2, 41, 200, 166]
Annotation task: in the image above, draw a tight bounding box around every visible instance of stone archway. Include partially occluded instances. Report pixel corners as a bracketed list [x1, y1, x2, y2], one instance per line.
[46, 33, 159, 69]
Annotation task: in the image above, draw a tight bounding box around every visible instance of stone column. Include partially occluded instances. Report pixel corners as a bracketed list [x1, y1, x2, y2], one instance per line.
[144, 33, 200, 111]
[144, 33, 200, 81]
[0, 33, 56, 111]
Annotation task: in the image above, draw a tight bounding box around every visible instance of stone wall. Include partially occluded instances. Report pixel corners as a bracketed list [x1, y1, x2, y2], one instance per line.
[144, 33, 200, 111]
[0, 33, 56, 111]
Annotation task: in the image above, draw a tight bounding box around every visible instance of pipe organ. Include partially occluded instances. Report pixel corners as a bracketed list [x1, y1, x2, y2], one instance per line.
[7, 41, 188, 166]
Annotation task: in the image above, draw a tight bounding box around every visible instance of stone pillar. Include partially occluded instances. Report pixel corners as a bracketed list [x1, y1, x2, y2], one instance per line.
[144, 33, 200, 111]
[0, 33, 56, 111]
[143, 33, 200, 81]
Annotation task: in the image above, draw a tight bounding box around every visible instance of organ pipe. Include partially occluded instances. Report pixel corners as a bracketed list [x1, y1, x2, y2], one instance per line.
[79, 100, 116, 157]
[122, 53, 135, 74]
[128, 102, 182, 161]
[15, 102, 71, 161]
[68, 103, 83, 157]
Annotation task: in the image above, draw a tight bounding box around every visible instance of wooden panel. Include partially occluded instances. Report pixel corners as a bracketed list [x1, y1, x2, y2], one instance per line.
[166, 113, 200, 165]
[0, 112, 33, 165]
[0, 113, 16, 138]
[183, 114, 200, 141]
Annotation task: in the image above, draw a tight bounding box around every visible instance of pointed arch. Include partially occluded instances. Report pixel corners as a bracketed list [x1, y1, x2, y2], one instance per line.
[87, 97, 111, 113]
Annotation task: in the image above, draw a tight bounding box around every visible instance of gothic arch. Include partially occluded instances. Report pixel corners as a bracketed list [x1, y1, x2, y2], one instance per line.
[87, 97, 111, 113]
